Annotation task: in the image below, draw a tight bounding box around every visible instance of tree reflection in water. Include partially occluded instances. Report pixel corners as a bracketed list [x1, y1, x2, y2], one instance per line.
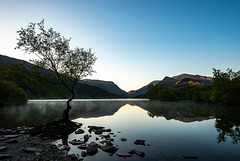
[146, 101, 240, 144]
[214, 107, 240, 144]
[1, 99, 240, 145]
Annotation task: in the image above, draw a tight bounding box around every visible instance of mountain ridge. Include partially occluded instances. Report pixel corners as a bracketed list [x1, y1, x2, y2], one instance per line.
[79, 79, 129, 97]
[0, 54, 213, 98]
[128, 74, 213, 97]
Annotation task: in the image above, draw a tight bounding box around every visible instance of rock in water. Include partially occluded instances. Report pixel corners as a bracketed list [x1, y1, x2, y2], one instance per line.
[120, 138, 127, 141]
[87, 142, 98, 155]
[129, 149, 145, 157]
[182, 155, 199, 159]
[75, 129, 84, 134]
[69, 139, 85, 145]
[84, 134, 89, 142]
[100, 145, 118, 153]
[116, 153, 132, 158]
[134, 139, 145, 146]
[81, 151, 87, 157]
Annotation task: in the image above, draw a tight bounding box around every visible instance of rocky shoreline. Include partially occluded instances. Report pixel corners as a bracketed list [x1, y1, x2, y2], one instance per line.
[0, 120, 147, 161]
[0, 126, 78, 161]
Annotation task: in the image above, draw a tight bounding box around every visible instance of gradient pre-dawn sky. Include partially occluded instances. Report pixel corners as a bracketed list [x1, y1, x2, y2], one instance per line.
[0, 0, 240, 92]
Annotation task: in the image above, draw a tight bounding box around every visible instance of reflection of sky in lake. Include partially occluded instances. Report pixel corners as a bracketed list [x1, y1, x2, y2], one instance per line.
[1, 99, 240, 160]
[70, 104, 240, 161]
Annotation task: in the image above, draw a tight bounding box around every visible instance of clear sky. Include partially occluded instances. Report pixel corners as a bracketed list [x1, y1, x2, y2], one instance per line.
[0, 0, 240, 92]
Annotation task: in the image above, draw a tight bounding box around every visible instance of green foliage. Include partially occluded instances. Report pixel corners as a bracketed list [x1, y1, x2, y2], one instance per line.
[210, 68, 240, 105]
[0, 63, 30, 89]
[146, 68, 240, 105]
[158, 88, 178, 101]
[0, 63, 117, 100]
[0, 80, 27, 106]
[146, 84, 165, 100]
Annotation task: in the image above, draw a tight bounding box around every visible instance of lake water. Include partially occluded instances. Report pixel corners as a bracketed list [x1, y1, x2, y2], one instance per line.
[1, 99, 240, 161]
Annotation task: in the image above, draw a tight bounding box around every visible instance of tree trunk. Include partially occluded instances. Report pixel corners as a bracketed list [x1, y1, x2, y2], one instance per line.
[62, 93, 74, 121]
[61, 79, 77, 121]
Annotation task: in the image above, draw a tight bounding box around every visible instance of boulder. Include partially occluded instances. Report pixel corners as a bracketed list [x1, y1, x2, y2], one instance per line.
[87, 142, 98, 155]
[75, 129, 84, 134]
[100, 145, 118, 153]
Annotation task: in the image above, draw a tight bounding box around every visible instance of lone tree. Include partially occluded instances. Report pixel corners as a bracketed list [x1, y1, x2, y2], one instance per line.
[16, 20, 97, 121]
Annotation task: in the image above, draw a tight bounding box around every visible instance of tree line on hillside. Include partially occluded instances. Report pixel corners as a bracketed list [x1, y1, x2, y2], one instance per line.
[146, 68, 240, 106]
[0, 63, 116, 106]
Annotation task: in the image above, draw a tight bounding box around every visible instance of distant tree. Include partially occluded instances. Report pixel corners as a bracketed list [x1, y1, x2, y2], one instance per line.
[0, 63, 30, 90]
[211, 68, 240, 105]
[16, 20, 97, 120]
[0, 80, 27, 106]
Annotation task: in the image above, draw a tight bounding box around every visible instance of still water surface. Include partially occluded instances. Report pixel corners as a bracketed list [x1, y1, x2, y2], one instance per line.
[1, 99, 240, 161]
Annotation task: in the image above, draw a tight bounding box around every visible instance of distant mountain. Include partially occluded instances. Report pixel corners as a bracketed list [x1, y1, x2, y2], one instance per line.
[0, 54, 118, 99]
[172, 74, 213, 82]
[80, 79, 129, 97]
[128, 80, 160, 98]
[0, 54, 31, 66]
[129, 74, 213, 97]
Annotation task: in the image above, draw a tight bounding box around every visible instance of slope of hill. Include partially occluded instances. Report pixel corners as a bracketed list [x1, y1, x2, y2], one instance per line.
[0, 54, 118, 99]
[128, 80, 160, 97]
[80, 79, 129, 97]
[172, 74, 213, 82]
[129, 74, 213, 97]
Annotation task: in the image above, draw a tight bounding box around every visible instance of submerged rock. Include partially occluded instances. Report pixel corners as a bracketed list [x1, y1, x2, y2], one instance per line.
[100, 145, 118, 153]
[78, 144, 88, 150]
[116, 153, 132, 158]
[134, 139, 145, 146]
[69, 139, 85, 145]
[129, 149, 145, 157]
[120, 138, 127, 141]
[182, 155, 199, 159]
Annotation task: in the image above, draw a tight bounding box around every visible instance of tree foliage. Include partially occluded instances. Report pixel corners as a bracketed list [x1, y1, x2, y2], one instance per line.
[146, 68, 240, 106]
[0, 80, 27, 106]
[15, 20, 97, 120]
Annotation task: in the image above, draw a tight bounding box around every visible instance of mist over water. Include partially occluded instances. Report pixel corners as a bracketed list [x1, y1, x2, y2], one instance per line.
[1, 99, 240, 160]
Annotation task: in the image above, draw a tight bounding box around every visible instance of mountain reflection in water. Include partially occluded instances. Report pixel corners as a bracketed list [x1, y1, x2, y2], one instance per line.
[0, 99, 240, 146]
